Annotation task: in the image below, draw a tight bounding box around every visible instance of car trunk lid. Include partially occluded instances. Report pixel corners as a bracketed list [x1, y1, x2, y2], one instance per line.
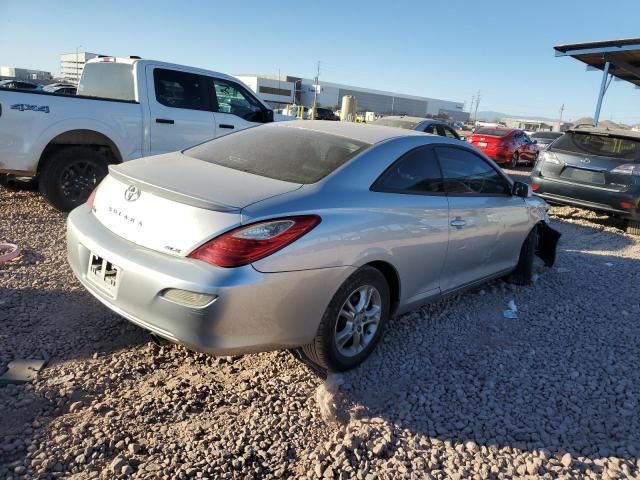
[541, 131, 640, 189]
[542, 150, 637, 190]
[92, 152, 302, 256]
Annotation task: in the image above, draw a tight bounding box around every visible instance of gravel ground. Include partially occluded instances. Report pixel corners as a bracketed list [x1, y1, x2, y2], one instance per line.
[1, 168, 639, 479]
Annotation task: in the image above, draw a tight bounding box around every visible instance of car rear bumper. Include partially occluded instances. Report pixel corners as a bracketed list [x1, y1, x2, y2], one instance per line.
[67, 205, 354, 356]
[531, 175, 640, 220]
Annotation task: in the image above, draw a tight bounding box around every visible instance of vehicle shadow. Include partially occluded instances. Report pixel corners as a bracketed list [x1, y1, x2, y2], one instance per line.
[338, 249, 640, 471]
[0, 286, 153, 471]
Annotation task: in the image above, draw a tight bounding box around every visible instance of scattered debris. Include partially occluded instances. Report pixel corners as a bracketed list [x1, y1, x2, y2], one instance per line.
[556, 267, 571, 273]
[0, 242, 20, 263]
[531, 273, 540, 283]
[503, 300, 518, 319]
[605, 262, 614, 267]
[0, 359, 47, 385]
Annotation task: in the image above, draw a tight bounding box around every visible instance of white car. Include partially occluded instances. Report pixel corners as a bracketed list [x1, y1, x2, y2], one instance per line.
[0, 57, 276, 210]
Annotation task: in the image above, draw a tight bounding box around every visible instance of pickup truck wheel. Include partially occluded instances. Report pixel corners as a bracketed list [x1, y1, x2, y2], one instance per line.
[39, 147, 108, 212]
[302, 266, 390, 371]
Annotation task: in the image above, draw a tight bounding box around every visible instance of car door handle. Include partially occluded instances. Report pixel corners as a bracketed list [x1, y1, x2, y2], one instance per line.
[155, 118, 174, 124]
[450, 217, 466, 229]
[219, 124, 235, 129]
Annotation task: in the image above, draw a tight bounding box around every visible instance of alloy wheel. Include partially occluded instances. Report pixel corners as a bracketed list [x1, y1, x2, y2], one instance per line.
[334, 285, 382, 357]
[511, 152, 520, 168]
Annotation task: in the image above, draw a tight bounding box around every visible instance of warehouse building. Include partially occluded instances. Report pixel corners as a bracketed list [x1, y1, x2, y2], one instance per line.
[0, 66, 52, 82]
[235, 74, 468, 121]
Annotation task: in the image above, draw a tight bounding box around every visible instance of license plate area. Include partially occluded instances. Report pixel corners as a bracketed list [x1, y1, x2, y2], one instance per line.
[560, 167, 605, 184]
[87, 253, 121, 296]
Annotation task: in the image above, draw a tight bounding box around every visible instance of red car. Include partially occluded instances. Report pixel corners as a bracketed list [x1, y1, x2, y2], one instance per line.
[467, 127, 539, 168]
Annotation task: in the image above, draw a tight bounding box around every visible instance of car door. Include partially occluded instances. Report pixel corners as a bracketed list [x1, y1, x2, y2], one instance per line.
[522, 133, 538, 161]
[207, 77, 269, 136]
[146, 66, 216, 155]
[371, 145, 449, 302]
[435, 145, 530, 291]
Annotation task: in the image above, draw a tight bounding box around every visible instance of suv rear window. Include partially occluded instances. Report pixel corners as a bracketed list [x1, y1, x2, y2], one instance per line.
[553, 132, 640, 161]
[78, 62, 136, 101]
[184, 126, 369, 184]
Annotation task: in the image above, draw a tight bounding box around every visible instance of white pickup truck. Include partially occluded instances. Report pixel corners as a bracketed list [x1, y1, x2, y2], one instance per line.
[0, 56, 276, 210]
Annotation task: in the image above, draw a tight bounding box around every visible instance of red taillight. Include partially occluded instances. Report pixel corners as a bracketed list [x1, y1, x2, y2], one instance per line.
[188, 215, 321, 268]
[620, 200, 634, 210]
[531, 183, 539, 191]
[86, 187, 98, 208]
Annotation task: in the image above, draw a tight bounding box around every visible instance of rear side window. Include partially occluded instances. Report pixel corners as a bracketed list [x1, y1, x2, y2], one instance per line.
[184, 126, 369, 184]
[435, 146, 511, 195]
[154, 69, 208, 110]
[78, 62, 136, 101]
[553, 132, 640, 162]
[373, 146, 444, 194]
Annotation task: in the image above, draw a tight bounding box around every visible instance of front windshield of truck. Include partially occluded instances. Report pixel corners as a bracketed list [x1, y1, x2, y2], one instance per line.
[78, 62, 136, 101]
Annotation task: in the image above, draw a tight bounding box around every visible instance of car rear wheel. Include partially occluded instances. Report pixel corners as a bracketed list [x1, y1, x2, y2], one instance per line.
[510, 151, 520, 169]
[39, 147, 108, 212]
[506, 225, 537, 285]
[625, 220, 640, 236]
[302, 266, 390, 371]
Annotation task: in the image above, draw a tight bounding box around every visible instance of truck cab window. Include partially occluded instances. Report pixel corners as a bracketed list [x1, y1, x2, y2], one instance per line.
[154, 69, 208, 110]
[211, 78, 264, 121]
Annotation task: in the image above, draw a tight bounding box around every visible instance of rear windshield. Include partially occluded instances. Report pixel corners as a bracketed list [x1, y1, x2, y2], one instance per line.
[531, 131, 562, 140]
[553, 132, 640, 161]
[78, 62, 136, 101]
[184, 126, 370, 184]
[474, 128, 510, 137]
[372, 118, 421, 130]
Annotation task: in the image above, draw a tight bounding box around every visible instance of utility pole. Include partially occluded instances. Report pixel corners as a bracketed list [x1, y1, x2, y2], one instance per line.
[557, 104, 565, 132]
[473, 90, 481, 124]
[312, 61, 320, 119]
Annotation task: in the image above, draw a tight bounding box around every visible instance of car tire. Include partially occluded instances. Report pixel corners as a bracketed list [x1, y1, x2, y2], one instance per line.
[39, 147, 108, 212]
[506, 225, 537, 285]
[510, 151, 520, 169]
[302, 266, 390, 371]
[625, 220, 640, 236]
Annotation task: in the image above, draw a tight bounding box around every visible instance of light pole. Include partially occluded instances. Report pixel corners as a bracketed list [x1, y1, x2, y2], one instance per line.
[75, 45, 83, 84]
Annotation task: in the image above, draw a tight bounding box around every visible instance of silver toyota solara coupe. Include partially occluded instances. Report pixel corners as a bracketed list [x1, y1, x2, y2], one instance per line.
[67, 120, 559, 371]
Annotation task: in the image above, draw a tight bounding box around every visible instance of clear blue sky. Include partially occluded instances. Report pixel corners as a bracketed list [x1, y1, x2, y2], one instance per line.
[2, 0, 640, 123]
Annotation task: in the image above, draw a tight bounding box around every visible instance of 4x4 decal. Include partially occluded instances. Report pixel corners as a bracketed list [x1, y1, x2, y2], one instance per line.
[11, 104, 50, 113]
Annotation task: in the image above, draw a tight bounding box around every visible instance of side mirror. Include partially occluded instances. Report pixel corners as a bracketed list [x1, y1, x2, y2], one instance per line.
[512, 181, 532, 198]
[459, 135, 466, 141]
[532, 139, 538, 144]
[263, 109, 274, 123]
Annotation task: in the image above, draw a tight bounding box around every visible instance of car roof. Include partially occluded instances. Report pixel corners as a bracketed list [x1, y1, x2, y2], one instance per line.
[272, 120, 427, 144]
[567, 125, 640, 140]
[379, 115, 447, 125]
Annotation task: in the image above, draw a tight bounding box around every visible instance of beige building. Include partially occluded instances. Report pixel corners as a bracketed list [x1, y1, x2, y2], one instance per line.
[59, 52, 103, 84]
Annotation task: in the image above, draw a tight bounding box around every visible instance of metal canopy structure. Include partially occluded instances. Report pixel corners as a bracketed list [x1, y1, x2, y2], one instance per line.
[554, 38, 640, 126]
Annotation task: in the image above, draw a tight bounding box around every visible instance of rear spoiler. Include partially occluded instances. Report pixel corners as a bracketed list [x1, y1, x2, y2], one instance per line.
[108, 165, 240, 212]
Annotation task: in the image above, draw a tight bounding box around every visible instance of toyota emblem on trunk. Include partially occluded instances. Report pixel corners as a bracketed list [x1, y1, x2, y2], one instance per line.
[124, 185, 141, 202]
[581, 158, 591, 164]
